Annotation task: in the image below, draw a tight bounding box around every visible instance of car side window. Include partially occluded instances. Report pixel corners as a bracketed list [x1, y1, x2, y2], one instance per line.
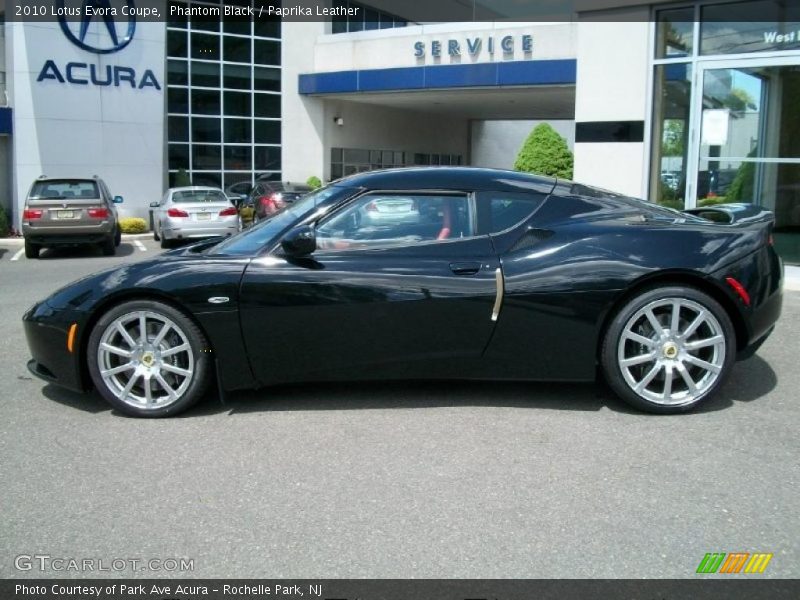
[478, 191, 548, 234]
[316, 193, 473, 251]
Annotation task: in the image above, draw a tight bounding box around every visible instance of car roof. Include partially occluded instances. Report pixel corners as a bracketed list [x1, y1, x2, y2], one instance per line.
[332, 167, 558, 195]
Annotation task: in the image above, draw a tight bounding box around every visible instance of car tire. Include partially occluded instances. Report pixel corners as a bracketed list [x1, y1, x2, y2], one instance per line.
[101, 235, 116, 256]
[153, 228, 160, 242]
[600, 285, 736, 414]
[114, 226, 122, 247]
[87, 299, 213, 417]
[160, 237, 172, 249]
[24, 240, 40, 259]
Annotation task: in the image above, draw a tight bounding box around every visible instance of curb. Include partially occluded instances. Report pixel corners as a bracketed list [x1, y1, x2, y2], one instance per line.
[1, 233, 153, 245]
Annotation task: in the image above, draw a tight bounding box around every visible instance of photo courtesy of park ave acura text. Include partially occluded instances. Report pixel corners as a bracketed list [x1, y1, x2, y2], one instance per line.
[0, 0, 798, 596]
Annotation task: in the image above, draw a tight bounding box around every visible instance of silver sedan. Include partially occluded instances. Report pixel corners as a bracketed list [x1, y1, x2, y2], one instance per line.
[151, 187, 240, 249]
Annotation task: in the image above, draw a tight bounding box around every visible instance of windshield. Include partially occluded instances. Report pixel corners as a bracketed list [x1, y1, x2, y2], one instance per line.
[209, 184, 356, 256]
[30, 180, 99, 200]
[173, 190, 228, 203]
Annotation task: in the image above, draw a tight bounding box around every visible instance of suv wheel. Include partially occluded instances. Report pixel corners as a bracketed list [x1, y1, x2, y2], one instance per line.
[114, 226, 121, 247]
[101, 235, 116, 256]
[24, 240, 40, 259]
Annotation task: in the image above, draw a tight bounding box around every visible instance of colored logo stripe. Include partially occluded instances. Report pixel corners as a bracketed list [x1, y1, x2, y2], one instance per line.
[697, 553, 726, 573]
[696, 552, 773, 574]
[719, 553, 749, 573]
[744, 553, 773, 574]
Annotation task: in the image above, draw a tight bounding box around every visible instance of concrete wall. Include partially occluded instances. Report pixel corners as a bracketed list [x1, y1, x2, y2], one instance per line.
[470, 119, 575, 170]
[7, 20, 165, 225]
[573, 12, 650, 197]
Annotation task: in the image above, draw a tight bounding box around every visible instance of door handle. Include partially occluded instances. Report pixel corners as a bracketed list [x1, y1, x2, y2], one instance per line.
[449, 262, 482, 276]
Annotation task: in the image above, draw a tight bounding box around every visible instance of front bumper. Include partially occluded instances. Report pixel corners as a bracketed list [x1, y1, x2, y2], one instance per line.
[23, 301, 87, 393]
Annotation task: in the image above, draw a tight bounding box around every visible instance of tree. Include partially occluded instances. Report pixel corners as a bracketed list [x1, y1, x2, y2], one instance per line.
[175, 168, 191, 187]
[514, 123, 574, 179]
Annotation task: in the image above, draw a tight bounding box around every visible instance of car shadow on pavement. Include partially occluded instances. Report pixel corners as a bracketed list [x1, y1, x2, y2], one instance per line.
[38, 244, 136, 259]
[37, 355, 778, 418]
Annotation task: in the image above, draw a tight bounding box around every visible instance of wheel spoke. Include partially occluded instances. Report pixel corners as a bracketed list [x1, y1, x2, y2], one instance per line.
[681, 310, 708, 339]
[115, 323, 137, 348]
[670, 300, 681, 334]
[138, 312, 148, 344]
[683, 354, 722, 374]
[143, 374, 154, 404]
[635, 363, 662, 392]
[152, 322, 172, 346]
[645, 309, 663, 335]
[684, 335, 724, 351]
[119, 373, 139, 401]
[100, 342, 133, 358]
[160, 363, 191, 377]
[675, 361, 698, 393]
[620, 352, 657, 368]
[161, 343, 190, 358]
[662, 363, 674, 400]
[624, 331, 656, 348]
[155, 372, 178, 400]
[101, 362, 134, 377]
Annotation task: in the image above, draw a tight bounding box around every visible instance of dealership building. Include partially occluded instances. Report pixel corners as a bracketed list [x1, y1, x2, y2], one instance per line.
[1, 0, 799, 263]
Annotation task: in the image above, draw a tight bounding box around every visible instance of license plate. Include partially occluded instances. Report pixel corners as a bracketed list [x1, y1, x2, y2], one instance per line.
[196, 213, 212, 221]
[56, 210, 74, 219]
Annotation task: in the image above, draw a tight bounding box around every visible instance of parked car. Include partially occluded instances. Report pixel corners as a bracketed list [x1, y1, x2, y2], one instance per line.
[250, 181, 313, 222]
[358, 196, 421, 227]
[224, 181, 253, 205]
[23, 168, 782, 417]
[21, 176, 123, 258]
[151, 187, 240, 249]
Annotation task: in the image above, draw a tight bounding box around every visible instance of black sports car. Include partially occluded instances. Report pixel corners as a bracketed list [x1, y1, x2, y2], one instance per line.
[23, 168, 783, 417]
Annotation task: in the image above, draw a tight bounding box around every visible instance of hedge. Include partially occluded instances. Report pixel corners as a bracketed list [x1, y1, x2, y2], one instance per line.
[119, 217, 148, 234]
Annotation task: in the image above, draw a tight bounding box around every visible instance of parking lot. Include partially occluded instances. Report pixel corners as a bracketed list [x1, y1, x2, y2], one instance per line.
[0, 236, 798, 579]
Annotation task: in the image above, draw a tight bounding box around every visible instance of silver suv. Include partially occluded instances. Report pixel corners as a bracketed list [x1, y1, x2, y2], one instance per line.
[21, 176, 123, 259]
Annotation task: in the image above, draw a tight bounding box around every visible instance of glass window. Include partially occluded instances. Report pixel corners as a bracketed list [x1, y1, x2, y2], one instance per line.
[223, 17, 250, 36]
[225, 118, 251, 143]
[224, 64, 251, 90]
[191, 32, 219, 60]
[168, 88, 189, 113]
[167, 60, 188, 85]
[255, 120, 280, 144]
[701, 1, 800, 55]
[254, 18, 280, 39]
[224, 91, 251, 117]
[225, 146, 253, 170]
[167, 29, 187, 57]
[192, 172, 222, 188]
[192, 117, 221, 143]
[655, 7, 694, 58]
[480, 192, 546, 234]
[193, 144, 221, 170]
[192, 89, 220, 115]
[225, 175, 253, 194]
[224, 36, 251, 63]
[254, 93, 280, 118]
[191, 14, 218, 33]
[30, 180, 99, 199]
[168, 116, 189, 142]
[254, 40, 280, 65]
[192, 61, 219, 88]
[168, 144, 190, 170]
[254, 67, 281, 92]
[255, 146, 282, 170]
[316, 194, 474, 250]
[173, 189, 228, 203]
[649, 63, 692, 209]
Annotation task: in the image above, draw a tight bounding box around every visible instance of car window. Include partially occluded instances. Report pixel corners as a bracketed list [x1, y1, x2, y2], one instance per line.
[172, 190, 229, 203]
[316, 193, 473, 251]
[209, 184, 356, 256]
[478, 191, 548, 234]
[30, 180, 100, 200]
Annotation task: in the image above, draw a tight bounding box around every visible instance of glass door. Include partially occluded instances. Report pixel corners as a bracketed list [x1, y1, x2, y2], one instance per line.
[689, 57, 800, 263]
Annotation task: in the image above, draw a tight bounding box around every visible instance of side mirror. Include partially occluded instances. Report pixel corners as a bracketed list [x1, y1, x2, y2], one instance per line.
[281, 224, 316, 257]
[149, 201, 160, 208]
[113, 196, 124, 204]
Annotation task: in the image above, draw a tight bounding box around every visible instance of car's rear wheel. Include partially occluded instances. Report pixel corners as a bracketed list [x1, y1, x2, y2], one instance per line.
[601, 286, 735, 413]
[24, 240, 40, 259]
[87, 300, 212, 417]
[114, 227, 121, 247]
[153, 227, 160, 241]
[160, 237, 172, 249]
[100, 235, 116, 256]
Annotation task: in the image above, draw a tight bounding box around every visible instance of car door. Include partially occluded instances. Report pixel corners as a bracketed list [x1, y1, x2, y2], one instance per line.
[239, 191, 502, 384]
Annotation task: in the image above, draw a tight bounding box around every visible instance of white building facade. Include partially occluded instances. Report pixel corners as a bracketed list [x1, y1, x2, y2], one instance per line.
[1, 0, 799, 263]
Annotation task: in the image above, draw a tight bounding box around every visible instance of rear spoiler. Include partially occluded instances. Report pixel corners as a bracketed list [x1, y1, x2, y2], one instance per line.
[683, 202, 774, 226]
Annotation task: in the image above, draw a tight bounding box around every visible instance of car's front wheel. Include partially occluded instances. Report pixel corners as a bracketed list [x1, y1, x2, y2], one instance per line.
[601, 286, 736, 413]
[87, 300, 212, 417]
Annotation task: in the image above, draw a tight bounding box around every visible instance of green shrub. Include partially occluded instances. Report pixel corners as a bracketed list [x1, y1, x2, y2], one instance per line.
[175, 168, 192, 187]
[699, 195, 727, 206]
[513, 123, 574, 179]
[0, 205, 9, 237]
[119, 217, 148, 234]
[306, 176, 322, 189]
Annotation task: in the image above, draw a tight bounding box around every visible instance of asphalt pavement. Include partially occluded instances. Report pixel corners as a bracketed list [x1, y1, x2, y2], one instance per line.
[0, 237, 798, 579]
